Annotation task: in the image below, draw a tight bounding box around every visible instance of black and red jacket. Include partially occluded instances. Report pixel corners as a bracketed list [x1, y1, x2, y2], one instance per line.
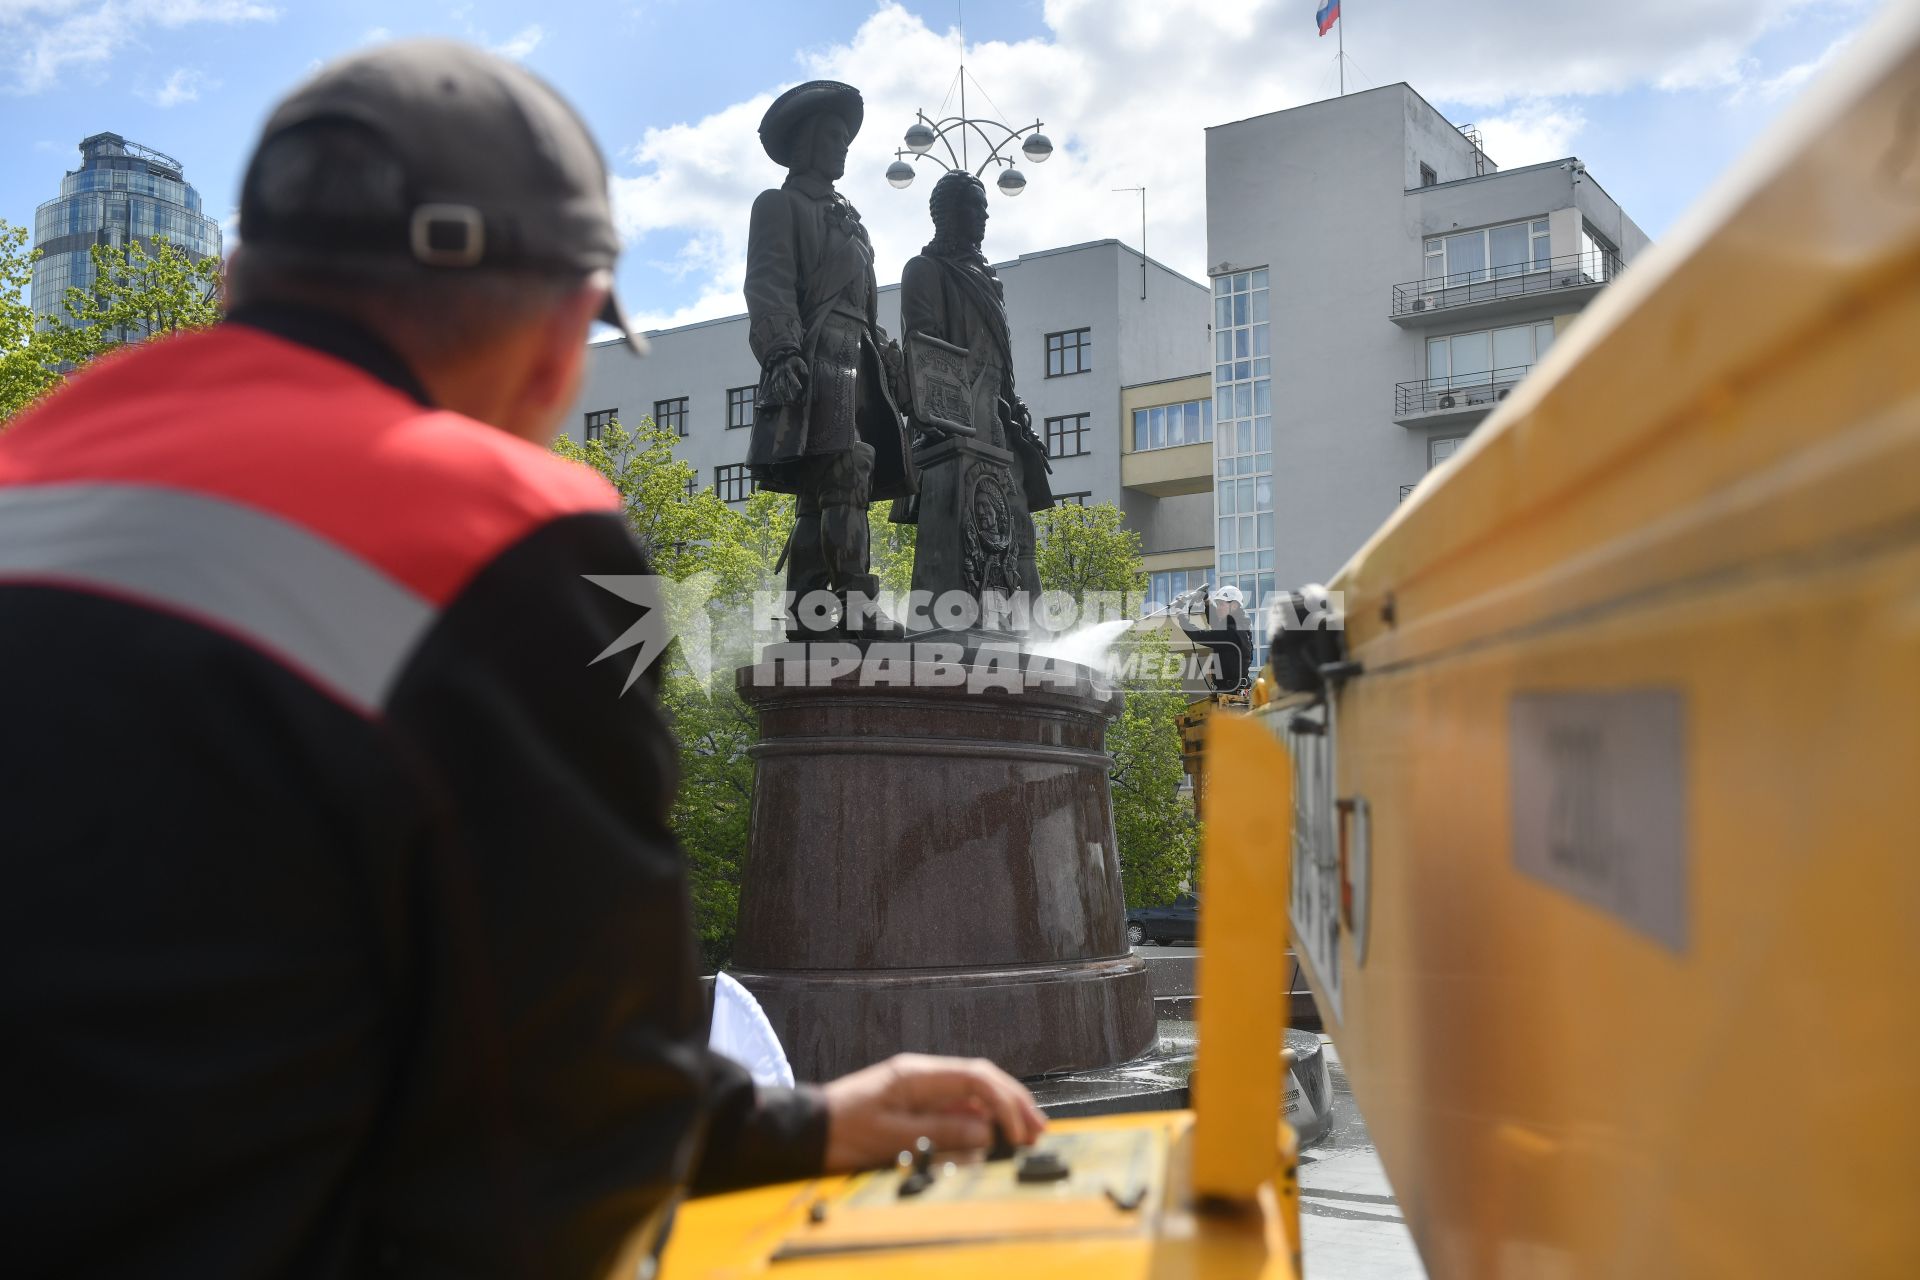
[0, 308, 823, 1278]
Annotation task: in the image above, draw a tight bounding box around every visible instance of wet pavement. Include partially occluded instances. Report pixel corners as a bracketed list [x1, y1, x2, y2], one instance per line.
[1299, 1037, 1427, 1279]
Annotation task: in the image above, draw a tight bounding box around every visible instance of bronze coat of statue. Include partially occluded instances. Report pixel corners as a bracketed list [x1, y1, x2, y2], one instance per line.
[744, 80, 913, 639]
[891, 170, 1053, 601]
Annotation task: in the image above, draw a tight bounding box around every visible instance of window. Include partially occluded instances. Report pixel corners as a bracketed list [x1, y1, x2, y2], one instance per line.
[726, 385, 755, 430]
[1579, 223, 1618, 284]
[584, 408, 616, 442]
[1132, 398, 1213, 452]
[1422, 217, 1551, 289]
[1425, 321, 1556, 387]
[715, 464, 756, 503]
[1144, 569, 1202, 616]
[1419, 162, 1438, 188]
[1211, 267, 1274, 663]
[1053, 491, 1090, 507]
[655, 397, 688, 437]
[684, 477, 697, 500]
[1045, 328, 1090, 377]
[1429, 436, 1466, 470]
[1045, 413, 1090, 458]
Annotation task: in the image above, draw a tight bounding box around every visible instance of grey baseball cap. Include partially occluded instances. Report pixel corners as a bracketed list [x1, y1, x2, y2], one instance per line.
[239, 38, 647, 355]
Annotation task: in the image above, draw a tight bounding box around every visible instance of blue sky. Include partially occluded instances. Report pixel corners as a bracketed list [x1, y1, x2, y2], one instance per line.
[1, 1, 1881, 330]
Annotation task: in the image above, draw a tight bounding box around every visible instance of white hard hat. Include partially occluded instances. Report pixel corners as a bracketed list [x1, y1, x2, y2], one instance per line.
[1213, 585, 1245, 604]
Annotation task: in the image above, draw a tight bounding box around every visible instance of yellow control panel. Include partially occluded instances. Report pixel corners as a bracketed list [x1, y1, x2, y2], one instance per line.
[661, 1112, 1298, 1279]
[771, 1127, 1167, 1262]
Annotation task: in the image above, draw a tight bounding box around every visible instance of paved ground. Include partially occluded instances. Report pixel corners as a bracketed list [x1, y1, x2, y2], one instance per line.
[1298, 1037, 1427, 1279]
[1129, 943, 1426, 1275]
[1131, 944, 1199, 958]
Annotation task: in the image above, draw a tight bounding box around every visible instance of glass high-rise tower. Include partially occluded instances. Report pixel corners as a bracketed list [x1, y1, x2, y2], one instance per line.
[30, 132, 223, 329]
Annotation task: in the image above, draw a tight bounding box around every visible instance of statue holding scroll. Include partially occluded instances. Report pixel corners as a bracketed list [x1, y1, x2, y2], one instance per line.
[890, 170, 1053, 616]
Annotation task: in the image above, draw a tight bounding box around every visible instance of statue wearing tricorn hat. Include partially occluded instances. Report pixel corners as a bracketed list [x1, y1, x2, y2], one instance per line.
[744, 80, 914, 640]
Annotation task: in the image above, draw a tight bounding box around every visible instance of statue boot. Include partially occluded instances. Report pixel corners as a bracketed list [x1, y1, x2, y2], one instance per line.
[818, 443, 905, 641]
[782, 510, 835, 643]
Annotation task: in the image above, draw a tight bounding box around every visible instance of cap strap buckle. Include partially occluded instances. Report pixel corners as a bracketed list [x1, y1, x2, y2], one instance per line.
[410, 204, 486, 268]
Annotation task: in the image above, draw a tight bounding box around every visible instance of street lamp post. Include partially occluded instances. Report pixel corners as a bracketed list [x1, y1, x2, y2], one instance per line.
[885, 70, 1054, 197]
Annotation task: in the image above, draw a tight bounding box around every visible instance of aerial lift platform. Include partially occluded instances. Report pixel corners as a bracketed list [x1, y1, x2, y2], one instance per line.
[657, 4, 1920, 1274]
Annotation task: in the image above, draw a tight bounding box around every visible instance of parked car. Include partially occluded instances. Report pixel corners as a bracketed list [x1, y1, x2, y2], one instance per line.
[1127, 893, 1198, 946]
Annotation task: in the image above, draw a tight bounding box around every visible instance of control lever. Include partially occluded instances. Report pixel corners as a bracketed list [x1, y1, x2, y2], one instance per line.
[897, 1136, 936, 1197]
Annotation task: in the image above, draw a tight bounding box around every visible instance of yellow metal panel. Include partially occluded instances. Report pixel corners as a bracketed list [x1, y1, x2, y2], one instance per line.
[1283, 7, 1920, 1276]
[657, 1112, 1301, 1279]
[1191, 710, 1295, 1202]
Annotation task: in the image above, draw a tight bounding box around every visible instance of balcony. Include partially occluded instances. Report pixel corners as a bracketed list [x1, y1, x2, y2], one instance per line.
[1390, 251, 1620, 327]
[1393, 364, 1531, 428]
[1122, 440, 1213, 497]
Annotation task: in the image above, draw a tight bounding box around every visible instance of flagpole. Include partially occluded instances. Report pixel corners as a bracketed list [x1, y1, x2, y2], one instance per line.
[1338, 3, 1345, 96]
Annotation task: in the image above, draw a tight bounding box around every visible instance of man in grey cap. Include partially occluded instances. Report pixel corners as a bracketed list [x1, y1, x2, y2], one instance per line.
[0, 40, 1041, 1280]
[745, 79, 916, 640]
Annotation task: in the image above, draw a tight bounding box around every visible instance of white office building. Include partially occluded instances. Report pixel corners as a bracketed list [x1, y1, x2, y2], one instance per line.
[1203, 84, 1651, 650]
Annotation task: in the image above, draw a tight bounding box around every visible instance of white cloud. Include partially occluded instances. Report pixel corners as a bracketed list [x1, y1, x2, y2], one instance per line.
[487, 22, 543, 61]
[593, 0, 1872, 330]
[140, 64, 211, 107]
[1, 0, 277, 94]
[1730, 32, 1855, 103]
[1474, 102, 1589, 168]
[362, 25, 390, 44]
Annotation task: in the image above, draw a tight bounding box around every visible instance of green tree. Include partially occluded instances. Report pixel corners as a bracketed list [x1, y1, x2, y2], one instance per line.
[1033, 502, 1199, 908]
[0, 222, 59, 421]
[1, 224, 223, 424]
[1031, 501, 1143, 608]
[869, 505, 918, 597]
[50, 238, 223, 367]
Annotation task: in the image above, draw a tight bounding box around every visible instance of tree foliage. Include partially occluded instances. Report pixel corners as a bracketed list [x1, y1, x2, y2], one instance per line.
[1033, 502, 1199, 908]
[1, 223, 222, 424]
[52, 238, 223, 365]
[0, 222, 59, 421]
[1031, 501, 1144, 606]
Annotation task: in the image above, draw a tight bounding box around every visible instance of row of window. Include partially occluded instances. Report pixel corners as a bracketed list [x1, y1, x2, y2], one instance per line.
[583, 399, 691, 442]
[586, 327, 1097, 442]
[1421, 216, 1619, 290]
[1422, 217, 1552, 289]
[1425, 320, 1556, 385]
[703, 463, 1086, 509]
[585, 401, 1102, 460]
[1144, 568, 1201, 616]
[1132, 398, 1212, 453]
[60, 167, 201, 212]
[32, 194, 222, 260]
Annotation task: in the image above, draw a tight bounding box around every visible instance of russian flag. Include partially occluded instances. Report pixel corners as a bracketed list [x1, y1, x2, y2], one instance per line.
[1317, 0, 1340, 36]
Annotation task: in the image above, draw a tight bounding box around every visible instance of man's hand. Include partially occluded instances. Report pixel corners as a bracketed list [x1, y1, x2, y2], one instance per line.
[761, 352, 810, 407]
[818, 1053, 1046, 1171]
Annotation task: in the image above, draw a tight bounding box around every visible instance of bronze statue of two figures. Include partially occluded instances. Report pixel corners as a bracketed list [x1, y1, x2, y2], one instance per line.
[732, 83, 1155, 1084]
[744, 79, 1054, 642]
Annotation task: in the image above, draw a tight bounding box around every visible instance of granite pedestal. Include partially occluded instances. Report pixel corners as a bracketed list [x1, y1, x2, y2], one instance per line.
[729, 641, 1156, 1080]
